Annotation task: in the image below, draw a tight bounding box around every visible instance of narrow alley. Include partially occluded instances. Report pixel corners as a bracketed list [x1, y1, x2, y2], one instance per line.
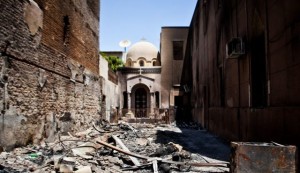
[0, 0, 299, 172]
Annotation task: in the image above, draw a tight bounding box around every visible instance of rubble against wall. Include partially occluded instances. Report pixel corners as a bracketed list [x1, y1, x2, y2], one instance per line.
[0, 0, 102, 149]
[0, 121, 230, 173]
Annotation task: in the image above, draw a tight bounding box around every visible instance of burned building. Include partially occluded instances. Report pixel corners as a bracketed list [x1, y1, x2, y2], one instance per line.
[0, 0, 101, 149]
[181, 0, 300, 146]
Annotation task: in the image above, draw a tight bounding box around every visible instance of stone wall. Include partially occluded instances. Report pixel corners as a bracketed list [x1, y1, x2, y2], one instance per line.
[0, 0, 101, 150]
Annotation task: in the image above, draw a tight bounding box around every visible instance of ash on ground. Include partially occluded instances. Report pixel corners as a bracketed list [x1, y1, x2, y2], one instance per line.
[0, 121, 230, 173]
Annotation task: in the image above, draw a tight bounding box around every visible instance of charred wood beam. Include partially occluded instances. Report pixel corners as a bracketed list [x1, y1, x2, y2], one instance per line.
[96, 139, 229, 168]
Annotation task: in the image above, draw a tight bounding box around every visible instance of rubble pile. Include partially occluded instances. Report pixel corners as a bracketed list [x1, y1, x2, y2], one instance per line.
[0, 120, 229, 173]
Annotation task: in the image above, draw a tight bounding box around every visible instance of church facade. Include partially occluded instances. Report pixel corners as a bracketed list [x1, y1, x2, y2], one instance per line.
[116, 27, 189, 121]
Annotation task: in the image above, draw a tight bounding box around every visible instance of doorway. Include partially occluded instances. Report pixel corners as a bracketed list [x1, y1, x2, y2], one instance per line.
[135, 88, 147, 117]
[175, 96, 184, 121]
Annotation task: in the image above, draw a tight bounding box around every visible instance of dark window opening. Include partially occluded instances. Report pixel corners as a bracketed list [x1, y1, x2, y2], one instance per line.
[155, 91, 160, 108]
[251, 33, 267, 107]
[123, 92, 128, 108]
[139, 60, 144, 66]
[152, 61, 156, 66]
[173, 41, 184, 60]
[63, 15, 70, 45]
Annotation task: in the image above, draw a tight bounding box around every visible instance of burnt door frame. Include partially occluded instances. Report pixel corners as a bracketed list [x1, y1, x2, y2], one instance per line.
[135, 88, 147, 117]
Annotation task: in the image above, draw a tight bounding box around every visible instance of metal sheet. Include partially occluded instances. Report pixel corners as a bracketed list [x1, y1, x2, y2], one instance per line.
[231, 142, 298, 173]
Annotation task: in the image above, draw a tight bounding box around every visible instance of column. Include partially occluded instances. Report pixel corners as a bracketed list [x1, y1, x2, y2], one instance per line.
[127, 92, 131, 111]
[126, 92, 134, 118]
[150, 92, 155, 114]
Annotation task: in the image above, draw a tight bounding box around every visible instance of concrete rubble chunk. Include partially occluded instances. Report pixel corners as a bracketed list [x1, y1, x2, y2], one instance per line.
[59, 164, 73, 173]
[168, 142, 183, 152]
[75, 128, 92, 138]
[71, 142, 96, 159]
[74, 166, 92, 173]
[53, 155, 63, 170]
[135, 138, 148, 146]
[63, 157, 76, 163]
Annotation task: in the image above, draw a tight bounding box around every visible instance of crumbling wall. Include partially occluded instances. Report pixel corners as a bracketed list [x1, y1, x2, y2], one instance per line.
[0, 0, 101, 150]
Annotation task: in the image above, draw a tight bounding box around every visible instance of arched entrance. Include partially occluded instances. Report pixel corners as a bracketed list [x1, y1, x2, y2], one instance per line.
[131, 84, 150, 117]
[135, 88, 147, 117]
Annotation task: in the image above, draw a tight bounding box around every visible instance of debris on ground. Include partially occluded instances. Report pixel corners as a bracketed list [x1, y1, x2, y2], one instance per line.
[0, 120, 230, 173]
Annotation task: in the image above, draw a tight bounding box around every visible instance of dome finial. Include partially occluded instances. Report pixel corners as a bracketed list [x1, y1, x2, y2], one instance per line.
[140, 37, 146, 41]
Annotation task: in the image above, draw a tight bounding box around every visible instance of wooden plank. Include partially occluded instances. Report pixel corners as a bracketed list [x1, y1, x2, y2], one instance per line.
[112, 135, 141, 166]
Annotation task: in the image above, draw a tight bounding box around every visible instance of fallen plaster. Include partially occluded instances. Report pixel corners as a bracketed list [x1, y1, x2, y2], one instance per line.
[67, 59, 85, 82]
[24, 0, 43, 35]
[38, 69, 47, 88]
[83, 69, 93, 86]
[0, 105, 28, 150]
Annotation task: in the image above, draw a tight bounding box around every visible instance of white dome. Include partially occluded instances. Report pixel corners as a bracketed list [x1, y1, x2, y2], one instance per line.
[126, 41, 159, 61]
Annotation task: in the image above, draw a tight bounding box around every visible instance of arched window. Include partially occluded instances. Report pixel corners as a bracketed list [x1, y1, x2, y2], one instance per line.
[126, 58, 132, 67]
[139, 60, 144, 67]
[152, 61, 156, 66]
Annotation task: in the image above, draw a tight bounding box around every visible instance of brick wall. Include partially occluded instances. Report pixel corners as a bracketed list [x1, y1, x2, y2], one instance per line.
[181, 0, 300, 146]
[0, 0, 101, 149]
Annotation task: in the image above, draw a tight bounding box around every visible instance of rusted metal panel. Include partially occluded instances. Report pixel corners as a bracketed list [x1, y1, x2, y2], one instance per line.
[231, 142, 298, 173]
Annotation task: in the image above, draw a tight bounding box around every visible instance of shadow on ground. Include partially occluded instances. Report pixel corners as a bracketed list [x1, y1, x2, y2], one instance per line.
[153, 125, 231, 162]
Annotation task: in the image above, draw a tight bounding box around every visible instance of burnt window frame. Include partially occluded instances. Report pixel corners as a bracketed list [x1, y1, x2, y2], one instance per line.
[172, 40, 184, 60]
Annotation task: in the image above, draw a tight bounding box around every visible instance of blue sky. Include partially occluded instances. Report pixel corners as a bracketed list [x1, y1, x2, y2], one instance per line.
[100, 0, 198, 51]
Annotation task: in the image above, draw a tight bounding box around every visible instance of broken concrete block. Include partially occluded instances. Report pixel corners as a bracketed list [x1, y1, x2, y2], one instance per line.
[59, 164, 73, 173]
[0, 152, 8, 160]
[63, 157, 76, 163]
[106, 156, 123, 166]
[135, 138, 148, 146]
[52, 155, 63, 170]
[74, 166, 92, 173]
[71, 142, 96, 159]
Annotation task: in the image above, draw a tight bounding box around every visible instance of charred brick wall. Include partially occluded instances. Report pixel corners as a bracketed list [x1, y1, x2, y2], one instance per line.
[182, 0, 300, 146]
[0, 0, 101, 149]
